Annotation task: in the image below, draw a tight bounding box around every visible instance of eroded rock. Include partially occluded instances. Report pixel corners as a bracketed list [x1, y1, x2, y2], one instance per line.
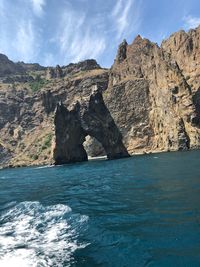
[53, 102, 87, 165]
[53, 90, 129, 164]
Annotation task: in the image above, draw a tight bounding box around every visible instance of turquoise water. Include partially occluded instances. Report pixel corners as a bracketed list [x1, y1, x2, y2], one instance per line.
[0, 151, 200, 267]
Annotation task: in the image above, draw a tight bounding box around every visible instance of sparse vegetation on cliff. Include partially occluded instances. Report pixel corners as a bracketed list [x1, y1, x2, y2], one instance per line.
[29, 75, 49, 93]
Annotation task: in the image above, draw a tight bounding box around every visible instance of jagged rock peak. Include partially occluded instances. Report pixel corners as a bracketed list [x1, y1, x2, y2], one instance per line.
[105, 24, 200, 155]
[134, 34, 143, 42]
[161, 24, 200, 92]
[116, 39, 128, 63]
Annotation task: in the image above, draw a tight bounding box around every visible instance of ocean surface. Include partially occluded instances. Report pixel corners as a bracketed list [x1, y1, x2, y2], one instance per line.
[0, 151, 200, 267]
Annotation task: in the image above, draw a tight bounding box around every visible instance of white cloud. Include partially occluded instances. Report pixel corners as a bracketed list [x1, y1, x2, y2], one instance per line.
[183, 15, 200, 29]
[111, 0, 141, 40]
[0, 0, 142, 66]
[56, 8, 106, 63]
[0, 1, 40, 63]
[14, 20, 37, 62]
[70, 31, 106, 62]
[30, 0, 45, 17]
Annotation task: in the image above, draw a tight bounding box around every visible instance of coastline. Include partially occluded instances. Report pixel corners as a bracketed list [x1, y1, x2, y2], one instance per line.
[1, 148, 199, 170]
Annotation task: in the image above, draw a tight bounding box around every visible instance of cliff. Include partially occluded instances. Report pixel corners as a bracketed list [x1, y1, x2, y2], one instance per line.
[0, 25, 200, 167]
[104, 31, 200, 154]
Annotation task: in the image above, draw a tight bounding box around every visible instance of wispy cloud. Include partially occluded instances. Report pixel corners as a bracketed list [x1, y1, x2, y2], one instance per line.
[183, 15, 200, 29]
[30, 0, 45, 17]
[15, 20, 37, 62]
[0, 0, 143, 66]
[0, 0, 41, 63]
[111, 0, 142, 40]
[56, 7, 106, 63]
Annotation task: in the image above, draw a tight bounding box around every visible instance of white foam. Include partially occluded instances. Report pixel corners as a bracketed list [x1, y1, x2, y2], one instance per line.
[34, 165, 55, 169]
[0, 201, 89, 267]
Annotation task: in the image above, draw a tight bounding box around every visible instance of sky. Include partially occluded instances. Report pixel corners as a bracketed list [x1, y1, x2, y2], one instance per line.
[0, 0, 200, 68]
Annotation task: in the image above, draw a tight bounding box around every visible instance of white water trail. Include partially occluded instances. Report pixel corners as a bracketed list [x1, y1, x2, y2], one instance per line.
[0, 201, 89, 267]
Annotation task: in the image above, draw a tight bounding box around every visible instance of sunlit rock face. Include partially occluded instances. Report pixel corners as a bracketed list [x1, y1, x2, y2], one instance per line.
[161, 25, 200, 93]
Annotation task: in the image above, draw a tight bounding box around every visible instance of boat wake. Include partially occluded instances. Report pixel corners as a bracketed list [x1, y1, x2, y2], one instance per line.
[0, 201, 89, 267]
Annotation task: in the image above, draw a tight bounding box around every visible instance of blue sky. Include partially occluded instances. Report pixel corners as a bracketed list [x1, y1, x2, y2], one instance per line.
[0, 0, 200, 67]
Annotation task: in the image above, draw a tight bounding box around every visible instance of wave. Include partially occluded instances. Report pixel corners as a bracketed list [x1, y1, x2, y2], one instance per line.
[34, 165, 55, 169]
[0, 201, 89, 267]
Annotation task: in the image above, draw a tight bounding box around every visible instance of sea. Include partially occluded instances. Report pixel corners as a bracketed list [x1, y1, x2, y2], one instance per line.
[0, 150, 200, 267]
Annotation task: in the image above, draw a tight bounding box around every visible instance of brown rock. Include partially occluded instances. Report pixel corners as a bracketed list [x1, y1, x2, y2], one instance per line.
[104, 33, 200, 153]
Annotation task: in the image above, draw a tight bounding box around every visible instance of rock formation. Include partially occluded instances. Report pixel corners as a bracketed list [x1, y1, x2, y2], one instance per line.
[0, 54, 44, 78]
[53, 89, 129, 164]
[53, 102, 88, 165]
[104, 31, 200, 154]
[0, 25, 200, 167]
[161, 26, 200, 92]
[46, 65, 63, 79]
[0, 54, 25, 77]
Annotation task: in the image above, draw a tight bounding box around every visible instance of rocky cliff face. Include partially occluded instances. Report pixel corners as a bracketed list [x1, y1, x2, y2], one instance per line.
[0, 54, 25, 77]
[104, 33, 200, 154]
[161, 26, 200, 93]
[161, 25, 200, 131]
[0, 54, 44, 78]
[0, 58, 110, 167]
[0, 25, 200, 168]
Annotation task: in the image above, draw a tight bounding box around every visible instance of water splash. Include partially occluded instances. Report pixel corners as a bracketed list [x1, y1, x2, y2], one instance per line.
[0, 201, 89, 267]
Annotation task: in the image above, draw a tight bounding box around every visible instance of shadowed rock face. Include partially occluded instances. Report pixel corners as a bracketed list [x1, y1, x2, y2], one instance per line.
[53, 102, 87, 165]
[0, 54, 44, 77]
[81, 91, 129, 160]
[0, 144, 11, 165]
[53, 90, 129, 165]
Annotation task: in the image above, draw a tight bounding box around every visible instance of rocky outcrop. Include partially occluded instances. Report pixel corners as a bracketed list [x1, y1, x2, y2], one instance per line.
[161, 25, 200, 92]
[0, 55, 110, 167]
[116, 39, 128, 63]
[46, 59, 102, 80]
[0, 54, 25, 77]
[53, 89, 129, 164]
[104, 33, 200, 153]
[63, 59, 101, 76]
[1, 25, 200, 168]
[46, 65, 63, 79]
[53, 102, 88, 165]
[17, 62, 45, 72]
[0, 54, 45, 78]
